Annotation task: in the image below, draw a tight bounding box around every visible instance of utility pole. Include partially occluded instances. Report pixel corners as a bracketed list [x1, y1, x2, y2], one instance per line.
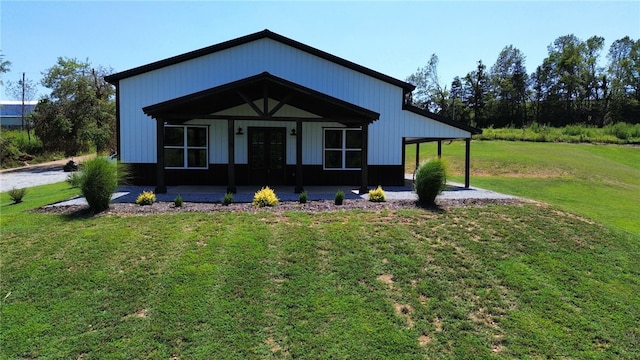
[21, 72, 25, 131]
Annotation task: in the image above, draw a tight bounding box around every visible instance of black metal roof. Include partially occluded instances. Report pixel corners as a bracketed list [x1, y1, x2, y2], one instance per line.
[105, 29, 415, 93]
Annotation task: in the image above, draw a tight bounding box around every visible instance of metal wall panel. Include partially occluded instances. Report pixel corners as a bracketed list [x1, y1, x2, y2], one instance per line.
[118, 37, 472, 165]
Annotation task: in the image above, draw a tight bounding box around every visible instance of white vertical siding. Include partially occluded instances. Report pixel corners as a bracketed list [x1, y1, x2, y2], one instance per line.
[118, 37, 471, 165]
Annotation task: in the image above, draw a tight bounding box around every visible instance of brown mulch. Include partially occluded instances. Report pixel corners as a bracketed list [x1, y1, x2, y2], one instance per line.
[34, 198, 523, 217]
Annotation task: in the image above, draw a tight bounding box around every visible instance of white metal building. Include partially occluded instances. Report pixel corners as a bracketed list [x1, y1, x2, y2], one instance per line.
[105, 29, 480, 193]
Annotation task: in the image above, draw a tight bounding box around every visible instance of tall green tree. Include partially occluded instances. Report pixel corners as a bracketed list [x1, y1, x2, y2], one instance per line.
[489, 46, 530, 127]
[606, 36, 640, 123]
[31, 57, 115, 155]
[463, 60, 491, 127]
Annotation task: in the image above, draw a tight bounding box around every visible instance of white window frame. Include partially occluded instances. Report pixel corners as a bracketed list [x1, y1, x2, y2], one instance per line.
[164, 125, 209, 170]
[323, 127, 362, 170]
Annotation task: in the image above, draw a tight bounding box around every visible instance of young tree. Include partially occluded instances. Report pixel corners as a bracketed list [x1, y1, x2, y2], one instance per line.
[5, 75, 38, 136]
[31, 57, 116, 155]
[0, 51, 10, 85]
[406, 53, 449, 114]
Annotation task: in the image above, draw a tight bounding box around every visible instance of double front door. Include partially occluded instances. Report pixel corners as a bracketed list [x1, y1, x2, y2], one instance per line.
[248, 127, 286, 185]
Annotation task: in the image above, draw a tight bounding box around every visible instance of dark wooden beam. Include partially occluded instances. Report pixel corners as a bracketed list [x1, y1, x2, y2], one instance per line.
[157, 113, 370, 124]
[237, 91, 264, 116]
[415, 142, 420, 172]
[155, 119, 167, 193]
[267, 93, 294, 117]
[437, 140, 442, 158]
[295, 119, 303, 193]
[263, 83, 269, 115]
[227, 119, 236, 193]
[359, 124, 369, 194]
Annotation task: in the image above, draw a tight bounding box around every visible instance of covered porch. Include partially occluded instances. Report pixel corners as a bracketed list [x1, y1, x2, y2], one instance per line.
[143, 72, 379, 195]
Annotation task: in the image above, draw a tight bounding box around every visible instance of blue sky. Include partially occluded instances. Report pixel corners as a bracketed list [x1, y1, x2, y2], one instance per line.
[1, 1, 639, 99]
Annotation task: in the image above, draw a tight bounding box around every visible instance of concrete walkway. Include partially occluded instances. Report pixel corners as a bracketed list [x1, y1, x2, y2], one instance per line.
[53, 180, 517, 206]
[1, 160, 517, 205]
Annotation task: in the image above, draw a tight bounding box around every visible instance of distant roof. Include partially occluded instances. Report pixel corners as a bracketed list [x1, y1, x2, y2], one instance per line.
[0, 101, 38, 116]
[105, 29, 416, 93]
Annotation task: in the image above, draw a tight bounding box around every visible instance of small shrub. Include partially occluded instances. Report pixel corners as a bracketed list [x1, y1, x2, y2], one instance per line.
[299, 191, 308, 204]
[136, 190, 156, 206]
[334, 190, 345, 205]
[368, 186, 386, 202]
[223, 192, 234, 206]
[414, 159, 447, 205]
[8, 187, 27, 204]
[174, 194, 183, 207]
[253, 187, 278, 207]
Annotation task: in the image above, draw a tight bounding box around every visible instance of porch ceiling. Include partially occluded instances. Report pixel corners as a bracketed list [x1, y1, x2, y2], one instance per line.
[142, 72, 380, 125]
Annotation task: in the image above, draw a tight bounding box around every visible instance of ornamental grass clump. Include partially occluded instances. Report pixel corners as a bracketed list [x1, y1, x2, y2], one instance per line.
[8, 187, 27, 204]
[298, 191, 308, 204]
[136, 191, 156, 206]
[174, 194, 183, 207]
[334, 190, 345, 205]
[368, 186, 386, 202]
[222, 192, 234, 206]
[252, 186, 278, 207]
[76, 157, 127, 212]
[414, 159, 447, 205]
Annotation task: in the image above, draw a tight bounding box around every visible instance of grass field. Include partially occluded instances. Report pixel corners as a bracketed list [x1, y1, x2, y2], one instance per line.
[1, 141, 639, 358]
[406, 141, 640, 234]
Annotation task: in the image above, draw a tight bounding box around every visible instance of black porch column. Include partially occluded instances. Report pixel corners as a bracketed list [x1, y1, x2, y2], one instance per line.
[415, 142, 420, 172]
[227, 119, 236, 193]
[294, 119, 304, 193]
[437, 140, 442, 158]
[359, 124, 369, 194]
[465, 138, 471, 188]
[155, 119, 167, 194]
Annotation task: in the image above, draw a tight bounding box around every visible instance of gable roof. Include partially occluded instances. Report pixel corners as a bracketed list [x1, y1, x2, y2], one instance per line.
[104, 29, 415, 93]
[142, 72, 379, 125]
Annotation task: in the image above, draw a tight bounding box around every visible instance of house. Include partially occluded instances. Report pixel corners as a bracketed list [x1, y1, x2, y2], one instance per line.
[0, 100, 38, 129]
[105, 29, 480, 194]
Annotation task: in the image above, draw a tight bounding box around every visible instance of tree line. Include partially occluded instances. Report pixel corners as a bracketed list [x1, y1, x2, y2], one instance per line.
[406, 34, 640, 128]
[1, 53, 116, 156]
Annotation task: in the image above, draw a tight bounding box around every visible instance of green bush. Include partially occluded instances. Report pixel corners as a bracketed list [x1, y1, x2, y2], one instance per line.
[66, 171, 82, 188]
[75, 157, 126, 212]
[136, 191, 156, 206]
[7, 187, 27, 204]
[253, 187, 278, 207]
[222, 192, 234, 206]
[174, 194, 183, 207]
[368, 186, 386, 202]
[299, 191, 308, 204]
[414, 159, 447, 205]
[334, 190, 345, 205]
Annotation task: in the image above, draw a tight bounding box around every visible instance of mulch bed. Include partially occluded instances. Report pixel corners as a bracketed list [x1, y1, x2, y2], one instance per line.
[34, 198, 523, 217]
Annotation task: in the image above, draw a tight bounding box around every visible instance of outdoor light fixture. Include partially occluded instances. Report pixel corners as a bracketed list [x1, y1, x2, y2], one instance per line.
[236, 127, 243, 135]
[290, 128, 296, 136]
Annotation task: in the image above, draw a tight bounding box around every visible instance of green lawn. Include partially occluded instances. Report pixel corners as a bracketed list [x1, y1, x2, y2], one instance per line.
[406, 141, 640, 234]
[1, 183, 639, 359]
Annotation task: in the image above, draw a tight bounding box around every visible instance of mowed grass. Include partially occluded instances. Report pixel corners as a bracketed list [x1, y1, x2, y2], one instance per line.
[1, 184, 639, 358]
[406, 141, 640, 233]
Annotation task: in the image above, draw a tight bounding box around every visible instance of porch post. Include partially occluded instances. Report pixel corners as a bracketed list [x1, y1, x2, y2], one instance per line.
[295, 119, 304, 193]
[359, 124, 369, 194]
[415, 142, 420, 172]
[465, 138, 471, 188]
[227, 119, 236, 193]
[437, 140, 442, 158]
[155, 119, 167, 194]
